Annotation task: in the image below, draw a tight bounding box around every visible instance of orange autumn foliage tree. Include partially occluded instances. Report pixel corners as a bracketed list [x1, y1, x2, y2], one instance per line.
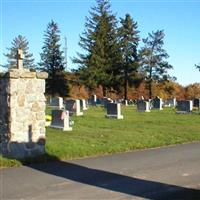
[185, 83, 200, 99]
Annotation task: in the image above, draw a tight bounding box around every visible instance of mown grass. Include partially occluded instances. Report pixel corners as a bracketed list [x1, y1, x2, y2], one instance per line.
[1, 106, 200, 167]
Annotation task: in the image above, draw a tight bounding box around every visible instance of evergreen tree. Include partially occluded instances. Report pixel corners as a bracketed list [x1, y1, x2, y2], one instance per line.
[196, 64, 200, 71]
[140, 30, 174, 99]
[39, 20, 69, 97]
[4, 35, 35, 69]
[73, 0, 120, 96]
[118, 14, 140, 100]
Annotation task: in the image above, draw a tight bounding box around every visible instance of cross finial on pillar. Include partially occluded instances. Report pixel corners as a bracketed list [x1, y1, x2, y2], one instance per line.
[16, 49, 24, 70]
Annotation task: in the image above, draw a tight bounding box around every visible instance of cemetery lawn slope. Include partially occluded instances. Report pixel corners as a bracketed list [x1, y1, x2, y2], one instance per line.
[1, 106, 200, 167]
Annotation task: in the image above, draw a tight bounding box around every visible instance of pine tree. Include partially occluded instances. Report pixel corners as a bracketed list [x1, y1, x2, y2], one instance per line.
[196, 64, 200, 71]
[4, 35, 35, 69]
[39, 20, 69, 97]
[73, 0, 120, 96]
[140, 30, 174, 99]
[118, 14, 141, 100]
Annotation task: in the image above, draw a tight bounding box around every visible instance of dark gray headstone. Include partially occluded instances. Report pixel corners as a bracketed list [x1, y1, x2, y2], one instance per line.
[65, 99, 75, 115]
[193, 98, 200, 108]
[137, 100, 150, 112]
[152, 96, 163, 110]
[164, 98, 176, 107]
[49, 97, 63, 109]
[50, 110, 72, 131]
[106, 103, 123, 119]
[89, 94, 97, 106]
[103, 97, 113, 108]
[107, 103, 117, 115]
[176, 100, 193, 113]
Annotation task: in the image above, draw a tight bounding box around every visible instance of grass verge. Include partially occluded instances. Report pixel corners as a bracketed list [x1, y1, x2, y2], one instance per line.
[1, 106, 200, 167]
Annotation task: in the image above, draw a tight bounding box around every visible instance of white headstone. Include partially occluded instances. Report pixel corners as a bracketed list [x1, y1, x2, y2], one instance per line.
[75, 99, 83, 116]
[80, 99, 87, 110]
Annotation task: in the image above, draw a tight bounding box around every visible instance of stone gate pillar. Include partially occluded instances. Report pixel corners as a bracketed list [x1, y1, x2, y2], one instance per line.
[0, 49, 48, 159]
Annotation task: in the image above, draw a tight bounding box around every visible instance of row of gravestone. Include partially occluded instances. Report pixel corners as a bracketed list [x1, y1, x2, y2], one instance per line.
[47, 98, 89, 131]
[137, 97, 200, 113]
[47, 96, 124, 131]
[47, 96, 200, 132]
[48, 97, 88, 113]
[51, 96, 199, 113]
[88, 95, 136, 107]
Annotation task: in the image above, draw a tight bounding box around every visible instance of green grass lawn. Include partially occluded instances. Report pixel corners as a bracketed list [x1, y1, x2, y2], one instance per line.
[1, 106, 200, 167]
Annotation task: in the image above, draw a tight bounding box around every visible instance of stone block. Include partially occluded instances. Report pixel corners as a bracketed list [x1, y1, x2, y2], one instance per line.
[36, 72, 48, 79]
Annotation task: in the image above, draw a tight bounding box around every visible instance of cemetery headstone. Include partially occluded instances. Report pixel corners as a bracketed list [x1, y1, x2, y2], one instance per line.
[164, 98, 176, 107]
[50, 110, 72, 131]
[103, 97, 113, 108]
[0, 49, 48, 159]
[193, 98, 200, 108]
[90, 94, 97, 106]
[124, 100, 128, 106]
[75, 99, 83, 116]
[137, 100, 150, 112]
[106, 103, 123, 119]
[49, 97, 64, 109]
[80, 99, 88, 110]
[65, 99, 75, 115]
[65, 99, 83, 116]
[176, 100, 193, 113]
[152, 96, 163, 110]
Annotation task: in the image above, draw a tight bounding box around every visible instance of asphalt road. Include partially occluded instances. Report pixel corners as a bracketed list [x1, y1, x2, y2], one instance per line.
[1, 142, 200, 200]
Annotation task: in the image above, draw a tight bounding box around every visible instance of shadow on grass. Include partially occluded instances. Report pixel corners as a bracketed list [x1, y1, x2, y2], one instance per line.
[26, 154, 200, 200]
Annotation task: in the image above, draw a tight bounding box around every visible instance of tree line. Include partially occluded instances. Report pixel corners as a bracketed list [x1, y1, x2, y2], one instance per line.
[3, 0, 199, 100]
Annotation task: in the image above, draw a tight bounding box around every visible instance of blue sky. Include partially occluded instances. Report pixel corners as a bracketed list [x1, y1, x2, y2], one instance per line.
[0, 0, 200, 85]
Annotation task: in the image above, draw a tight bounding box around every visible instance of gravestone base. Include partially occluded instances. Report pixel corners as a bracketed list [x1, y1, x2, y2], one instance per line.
[50, 124, 72, 131]
[76, 112, 83, 116]
[138, 109, 150, 112]
[176, 111, 192, 114]
[106, 114, 124, 119]
[153, 108, 163, 110]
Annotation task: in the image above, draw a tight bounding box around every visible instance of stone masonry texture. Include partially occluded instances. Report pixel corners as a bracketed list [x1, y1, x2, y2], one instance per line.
[0, 69, 48, 159]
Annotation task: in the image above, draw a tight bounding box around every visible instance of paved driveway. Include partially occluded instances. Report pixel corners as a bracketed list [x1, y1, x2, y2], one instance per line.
[1, 142, 200, 199]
